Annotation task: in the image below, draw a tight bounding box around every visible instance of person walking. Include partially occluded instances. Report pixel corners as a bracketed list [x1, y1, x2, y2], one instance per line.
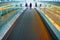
[30, 3, 32, 8]
[25, 3, 28, 7]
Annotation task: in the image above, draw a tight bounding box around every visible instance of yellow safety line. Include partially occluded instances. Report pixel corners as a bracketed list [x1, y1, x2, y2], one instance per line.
[40, 10, 60, 31]
[46, 8, 60, 19]
[47, 4, 60, 14]
[47, 8, 60, 14]
[52, 5, 60, 11]
[0, 6, 14, 10]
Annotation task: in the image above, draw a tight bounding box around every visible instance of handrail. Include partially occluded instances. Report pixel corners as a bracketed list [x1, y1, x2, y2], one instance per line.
[35, 8, 60, 40]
